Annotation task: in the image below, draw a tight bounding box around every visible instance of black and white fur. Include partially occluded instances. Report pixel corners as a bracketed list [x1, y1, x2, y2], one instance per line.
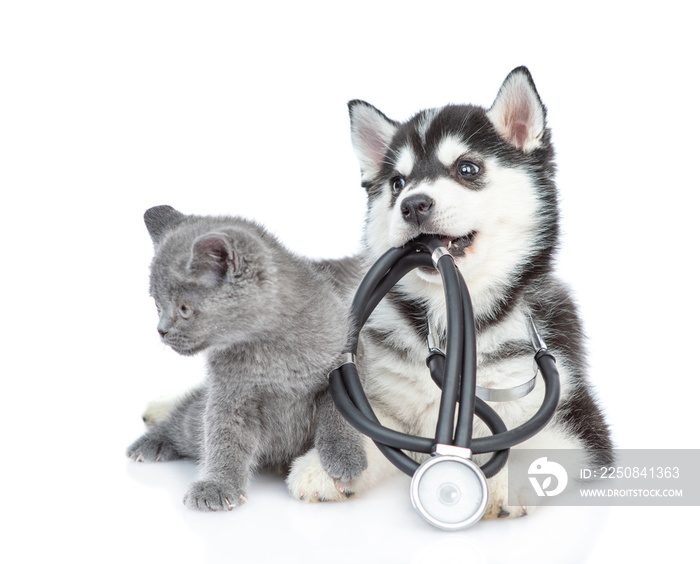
[288, 67, 611, 518]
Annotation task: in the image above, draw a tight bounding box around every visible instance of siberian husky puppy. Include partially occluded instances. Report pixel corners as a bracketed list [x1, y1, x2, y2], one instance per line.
[288, 67, 611, 518]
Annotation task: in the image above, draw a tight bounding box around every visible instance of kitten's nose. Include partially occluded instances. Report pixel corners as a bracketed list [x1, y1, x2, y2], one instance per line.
[157, 318, 172, 338]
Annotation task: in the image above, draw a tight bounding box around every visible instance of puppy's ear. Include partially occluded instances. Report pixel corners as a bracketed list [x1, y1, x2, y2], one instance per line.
[144, 205, 187, 245]
[188, 233, 238, 286]
[348, 100, 399, 180]
[486, 67, 546, 153]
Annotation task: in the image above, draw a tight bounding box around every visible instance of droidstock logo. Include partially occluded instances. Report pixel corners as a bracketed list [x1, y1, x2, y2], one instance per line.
[528, 457, 569, 497]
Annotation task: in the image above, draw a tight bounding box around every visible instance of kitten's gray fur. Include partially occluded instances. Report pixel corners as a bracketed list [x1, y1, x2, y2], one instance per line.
[127, 205, 366, 511]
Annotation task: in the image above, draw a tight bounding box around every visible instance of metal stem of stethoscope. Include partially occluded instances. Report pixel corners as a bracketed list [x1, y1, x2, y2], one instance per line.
[328, 236, 561, 530]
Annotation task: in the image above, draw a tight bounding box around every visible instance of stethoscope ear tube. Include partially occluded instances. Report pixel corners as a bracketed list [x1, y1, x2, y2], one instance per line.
[470, 348, 560, 454]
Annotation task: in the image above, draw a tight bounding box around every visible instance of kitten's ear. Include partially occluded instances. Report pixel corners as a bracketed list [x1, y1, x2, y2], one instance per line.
[188, 233, 238, 285]
[144, 205, 187, 245]
[348, 100, 399, 180]
[486, 66, 546, 153]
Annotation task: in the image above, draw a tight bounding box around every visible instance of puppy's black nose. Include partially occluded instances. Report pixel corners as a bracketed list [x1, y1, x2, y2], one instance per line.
[400, 194, 434, 227]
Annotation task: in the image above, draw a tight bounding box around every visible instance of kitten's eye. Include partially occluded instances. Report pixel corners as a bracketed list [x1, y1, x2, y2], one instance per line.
[154, 301, 161, 314]
[391, 176, 406, 195]
[458, 161, 480, 177]
[179, 304, 193, 319]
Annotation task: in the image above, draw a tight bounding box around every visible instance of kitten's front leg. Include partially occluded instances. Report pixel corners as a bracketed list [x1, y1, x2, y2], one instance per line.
[315, 389, 367, 484]
[183, 385, 256, 512]
[287, 389, 367, 503]
[289, 390, 408, 503]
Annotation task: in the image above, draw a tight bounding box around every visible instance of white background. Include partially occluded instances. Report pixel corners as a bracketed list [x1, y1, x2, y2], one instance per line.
[2, 1, 698, 562]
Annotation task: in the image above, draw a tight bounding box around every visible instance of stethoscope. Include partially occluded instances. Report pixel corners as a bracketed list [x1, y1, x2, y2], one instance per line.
[329, 236, 561, 530]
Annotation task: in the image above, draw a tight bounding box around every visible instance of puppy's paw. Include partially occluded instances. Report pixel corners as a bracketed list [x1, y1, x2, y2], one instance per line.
[482, 471, 536, 520]
[287, 448, 354, 503]
[483, 498, 530, 520]
[183, 480, 246, 512]
[141, 396, 181, 427]
[127, 434, 180, 462]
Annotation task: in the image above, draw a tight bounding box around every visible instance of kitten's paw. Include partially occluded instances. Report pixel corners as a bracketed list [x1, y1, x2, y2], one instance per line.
[126, 434, 181, 462]
[287, 449, 354, 503]
[183, 480, 246, 512]
[318, 438, 367, 483]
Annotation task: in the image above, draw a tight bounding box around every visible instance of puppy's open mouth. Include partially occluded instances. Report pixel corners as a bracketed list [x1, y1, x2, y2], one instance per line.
[418, 231, 477, 274]
[435, 231, 477, 257]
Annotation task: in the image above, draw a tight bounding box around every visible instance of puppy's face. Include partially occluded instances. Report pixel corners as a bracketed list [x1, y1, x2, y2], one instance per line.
[349, 68, 558, 314]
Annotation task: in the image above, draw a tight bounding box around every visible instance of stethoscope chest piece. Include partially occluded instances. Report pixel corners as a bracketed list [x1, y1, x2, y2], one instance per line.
[410, 448, 489, 530]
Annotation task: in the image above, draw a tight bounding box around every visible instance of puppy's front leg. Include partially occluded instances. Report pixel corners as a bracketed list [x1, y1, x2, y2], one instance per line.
[183, 383, 256, 511]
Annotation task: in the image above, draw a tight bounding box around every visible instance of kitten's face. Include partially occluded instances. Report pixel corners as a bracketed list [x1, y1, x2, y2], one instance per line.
[151, 282, 218, 356]
[147, 215, 272, 356]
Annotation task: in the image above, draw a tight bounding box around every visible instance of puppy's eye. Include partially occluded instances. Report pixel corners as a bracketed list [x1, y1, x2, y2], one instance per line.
[179, 304, 193, 319]
[391, 176, 406, 195]
[458, 161, 480, 177]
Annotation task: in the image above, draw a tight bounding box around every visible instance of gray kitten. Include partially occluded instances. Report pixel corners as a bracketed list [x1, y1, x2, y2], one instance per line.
[127, 205, 366, 511]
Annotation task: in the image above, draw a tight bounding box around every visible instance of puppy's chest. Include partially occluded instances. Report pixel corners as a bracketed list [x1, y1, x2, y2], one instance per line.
[368, 354, 442, 433]
[365, 333, 536, 436]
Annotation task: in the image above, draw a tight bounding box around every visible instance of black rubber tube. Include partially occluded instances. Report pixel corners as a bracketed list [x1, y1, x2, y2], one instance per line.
[346, 246, 414, 351]
[329, 368, 421, 476]
[470, 350, 560, 453]
[432, 252, 464, 446]
[427, 353, 509, 478]
[329, 237, 561, 480]
[329, 367, 434, 453]
[356, 252, 433, 329]
[426, 351, 447, 390]
[454, 266, 477, 448]
[428, 339, 560, 454]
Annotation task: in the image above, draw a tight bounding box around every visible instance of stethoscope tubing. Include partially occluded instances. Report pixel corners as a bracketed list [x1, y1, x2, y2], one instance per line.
[328, 237, 560, 479]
